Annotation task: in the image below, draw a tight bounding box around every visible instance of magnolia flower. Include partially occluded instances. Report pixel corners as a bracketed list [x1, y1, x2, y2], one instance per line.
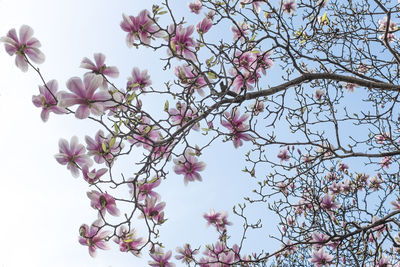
[32, 80, 67, 122]
[221, 109, 252, 148]
[1, 25, 45, 71]
[309, 248, 334, 267]
[82, 166, 107, 184]
[174, 65, 206, 96]
[320, 194, 341, 211]
[231, 22, 249, 42]
[85, 130, 123, 164]
[197, 18, 213, 34]
[113, 226, 145, 256]
[175, 244, 199, 263]
[127, 67, 152, 91]
[315, 89, 325, 100]
[188, 0, 202, 14]
[277, 149, 290, 162]
[54, 136, 93, 178]
[142, 197, 166, 223]
[169, 24, 196, 61]
[87, 190, 120, 216]
[149, 249, 175, 267]
[78, 221, 111, 257]
[380, 156, 392, 169]
[311, 231, 329, 249]
[58, 74, 112, 119]
[80, 53, 119, 89]
[120, 10, 162, 46]
[203, 209, 232, 231]
[169, 102, 199, 130]
[173, 149, 206, 185]
[283, 0, 296, 14]
[128, 177, 161, 201]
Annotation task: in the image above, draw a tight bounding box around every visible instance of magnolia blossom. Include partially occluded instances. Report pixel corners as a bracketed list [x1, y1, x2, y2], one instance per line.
[240, 0, 263, 13]
[169, 102, 199, 130]
[82, 165, 107, 184]
[320, 194, 341, 211]
[311, 231, 329, 249]
[315, 89, 325, 100]
[127, 67, 152, 91]
[1, 25, 45, 71]
[343, 82, 358, 92]
[85, 130, 122, 164]
[188, 0, 202, 14]
[173, 149, 206, 185]
[174, 65, 206, 95]
[120, 10, 162, 46]
[142, 197, 166, 223]
[197, 18, 213, 34]
[169, 24, 196, 61]
[175, 244, 199, 264]
[378, 17, 398, 32]
[129, 116, 159, 150]
[250, 99, 264, 115]
[282, 0, 296, 14]
[32, 79, 67, 122]
[87, 190, 120, 216]
[221, 109, 252, 148]
[78, 221, 111, 257]
[113, 226, 145, 256]
[54, 136, 93, 177]
[128, 177, 161, 201]
[58, 74, 112, 119]
[80, 53, 119, 89]
[231, 22, 249, 42]
[203, 209, 232, 232]
[380, 156, 392, 169]
[149, 249, 175, 267]
[277, 149, 290, 162]
[309, 248, 334, 267]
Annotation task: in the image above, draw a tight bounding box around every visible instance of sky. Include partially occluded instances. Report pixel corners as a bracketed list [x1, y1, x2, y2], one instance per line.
[0, 1, 278, 266]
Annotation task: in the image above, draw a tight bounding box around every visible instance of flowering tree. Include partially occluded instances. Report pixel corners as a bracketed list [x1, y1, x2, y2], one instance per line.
[3, 0, 400, 266]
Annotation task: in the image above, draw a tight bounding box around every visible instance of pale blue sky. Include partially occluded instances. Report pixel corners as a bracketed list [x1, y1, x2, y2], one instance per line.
[0, 1, 277, 266]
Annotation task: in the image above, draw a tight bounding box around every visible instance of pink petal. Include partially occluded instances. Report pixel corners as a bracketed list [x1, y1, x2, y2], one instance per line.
[19, 25, 34, 44]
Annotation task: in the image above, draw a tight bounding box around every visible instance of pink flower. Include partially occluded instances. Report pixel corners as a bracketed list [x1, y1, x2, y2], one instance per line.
[240, 0, 263, 13]
[203, 209, 232, 232]
[378, 17, 398, 32]
[113, 226, 145, 256]
[149, 249, 175, 267]
[175, 65, 206, 95]
[169, 102, 199, 130]
[78, 220, 111, 257]
[282, 0, 296, 14]
[221, 109, 252, 148]
[54, 136, 93, 178]
[87, 190, 120, 216]
[375, 133, 390, 144]
[380, 156, 392, 169]
[175, 243, 199, 263]
[188, 0, 202, 14]
[173, 149, 206, 185]
[169, 24, 197, 61]
[128, 177, 161, 201]
[343, 82, 358, 92]
[80, 53, 119, 89]
[85, 130, 122, 164]
[142, 197, 166, 224]
[391, 197, 400, 210]
[250, 99, 264, 115]
[32, 80, 67, 122]
[309, 248, 334, 267]
[197, 18, 213, 34]
[315, 89, 325, 100]
[1, 25, 45, 72]
[120, 10, 162, 46]
[277, 149, 290, 162]
[231, 22, 249, 42]
[58, 74, 112, 119]
[320, 194, 340, 211]
[82, 165, 107, 184]
[127, 67, 152, 91]
[311, 231, 329, 249]
[128, 116, 159, 150]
